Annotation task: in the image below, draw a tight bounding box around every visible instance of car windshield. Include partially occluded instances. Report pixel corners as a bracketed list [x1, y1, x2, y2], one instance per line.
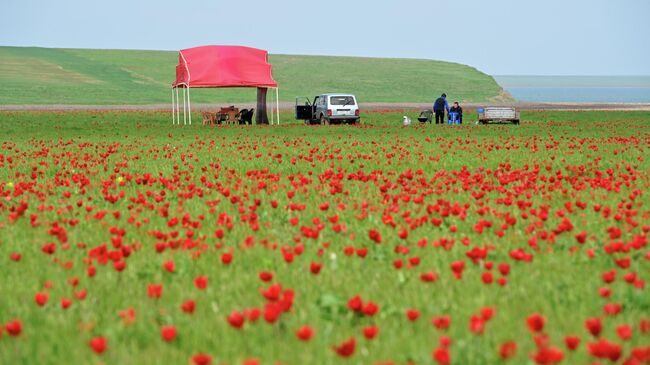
[329, 96, 355, 106]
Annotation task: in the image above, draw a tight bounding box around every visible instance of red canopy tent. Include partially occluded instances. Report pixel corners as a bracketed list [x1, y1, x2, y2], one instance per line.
[171, 45, 279, 125]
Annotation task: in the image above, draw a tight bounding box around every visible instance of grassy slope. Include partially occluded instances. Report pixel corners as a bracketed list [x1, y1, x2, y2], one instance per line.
[0, 46, 510, 104]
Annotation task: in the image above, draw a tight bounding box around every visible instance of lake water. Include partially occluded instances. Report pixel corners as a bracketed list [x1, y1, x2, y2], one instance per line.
[494, 76, 650, 103]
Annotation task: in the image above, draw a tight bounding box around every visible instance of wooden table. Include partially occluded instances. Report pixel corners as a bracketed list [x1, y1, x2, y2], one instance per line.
[217, 106, 239, 125]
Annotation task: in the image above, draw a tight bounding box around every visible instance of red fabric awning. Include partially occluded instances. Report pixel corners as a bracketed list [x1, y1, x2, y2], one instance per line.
[172, 45, 278, 88]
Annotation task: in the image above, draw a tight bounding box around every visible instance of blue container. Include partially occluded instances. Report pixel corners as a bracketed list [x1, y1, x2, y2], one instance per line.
[448, 112, 460, 125]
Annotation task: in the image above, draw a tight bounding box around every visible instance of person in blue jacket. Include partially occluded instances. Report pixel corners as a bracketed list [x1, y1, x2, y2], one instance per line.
[433, 93, 449, 124]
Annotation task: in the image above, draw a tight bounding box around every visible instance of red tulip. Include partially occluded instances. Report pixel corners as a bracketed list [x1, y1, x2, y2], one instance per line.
[598, 287, 611, 298]
[332, 337, 356, 357]
[4, 320, 22, 336]
[362, 301, 379, 316]
[191, 353, 213, 365]
[603, 303, 622, 316]
[245, 307, 261, 322]
[147, 284, 163, 299]
[161, 325, 177, 342]
[499, 341, 518, 360]
[295, 325, 314, 341]
[261, 283, 282, 302]
[347, 295, 363, 312]
[480, 307, 495, 321]
[89, 336, 107, 354]
[432, 315, 451, 330]
[450, 261, 465, 279]
[585, 317, 602, 337]
[587, 338, 622, 362]
[258, 271, 274, 282]
[469, 315, 485, 335]
[181, 299, 196, 314]
[163, 260, 175, 273]
[34, 292, 49, 307]
[263, 302, 282, 323]
[362, 325, 379, 340]
[640, 319, 650, 334]
[420, 271, 438, 283]
[227, 310, 245, 329]
[221, 251, 233, 265]
[616, 324, 632, 340]
[406, 309, 420, 321]
[60, 298, 72, 310]
[481, 271, 493, 284]
[530, 347, 563, 365]
[194, 275, 208, 290]
[368, 229, 382, 244]
[432, 347, 450, 365]
[564, 335, 581, 350]
[602, 270, 616, 284]
[118, 307, 136, 324]
[113, 260, 126, 272]
[526, 313, 545, 333]
[309, 262, 322, 274]
[74, 289, 88, 300]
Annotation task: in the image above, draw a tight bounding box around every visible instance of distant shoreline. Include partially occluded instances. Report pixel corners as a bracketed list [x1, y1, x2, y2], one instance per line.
[493, 76, 650, 103]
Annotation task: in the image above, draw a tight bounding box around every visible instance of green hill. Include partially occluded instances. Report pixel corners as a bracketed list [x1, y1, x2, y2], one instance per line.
[0, 46, 511, 105]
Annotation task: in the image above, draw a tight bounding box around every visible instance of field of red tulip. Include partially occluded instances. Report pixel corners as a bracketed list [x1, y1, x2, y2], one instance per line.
[0, 110, 649, 365]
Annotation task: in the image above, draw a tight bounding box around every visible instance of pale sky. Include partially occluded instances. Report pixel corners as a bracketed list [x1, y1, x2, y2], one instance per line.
[2, 0, 649, 75]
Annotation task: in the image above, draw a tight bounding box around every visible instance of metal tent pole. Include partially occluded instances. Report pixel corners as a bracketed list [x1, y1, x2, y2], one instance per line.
[171, 88, 176, 125]
[276, 87, 280, 125]
[175, 87, 180, 125]
[187, 87, 192, 125]
[183, 87, 187, 125]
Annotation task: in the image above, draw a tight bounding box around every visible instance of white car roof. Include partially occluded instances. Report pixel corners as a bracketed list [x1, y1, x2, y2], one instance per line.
[322, 93, 356, 97]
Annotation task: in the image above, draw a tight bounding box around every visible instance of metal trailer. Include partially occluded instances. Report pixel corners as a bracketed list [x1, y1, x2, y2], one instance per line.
[477, 107, 520, 125]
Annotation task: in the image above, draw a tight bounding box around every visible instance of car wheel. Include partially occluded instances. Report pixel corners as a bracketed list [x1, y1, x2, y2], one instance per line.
[320, 115, 329, 126]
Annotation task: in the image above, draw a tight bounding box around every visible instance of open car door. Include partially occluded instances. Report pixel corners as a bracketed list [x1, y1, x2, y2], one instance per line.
[295, 97, 313, 121]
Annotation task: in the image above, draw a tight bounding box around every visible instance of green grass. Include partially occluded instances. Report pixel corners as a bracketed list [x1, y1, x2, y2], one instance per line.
[0, 46, 510, 105]
[0, 111, 648, 364]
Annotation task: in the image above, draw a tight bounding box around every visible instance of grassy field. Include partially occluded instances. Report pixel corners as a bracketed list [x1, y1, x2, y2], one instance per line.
[0, 47, 510, 105]
[0, 110, 649, 365]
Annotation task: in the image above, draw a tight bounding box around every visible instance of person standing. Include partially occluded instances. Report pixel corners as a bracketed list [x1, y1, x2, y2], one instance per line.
[433, 93, 449, 124]
[450, 101, 463, 124]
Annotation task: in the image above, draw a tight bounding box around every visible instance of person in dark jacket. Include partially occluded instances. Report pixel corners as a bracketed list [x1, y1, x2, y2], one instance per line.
[449, 101, 463, 124]
[433, 93, 449, 124]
